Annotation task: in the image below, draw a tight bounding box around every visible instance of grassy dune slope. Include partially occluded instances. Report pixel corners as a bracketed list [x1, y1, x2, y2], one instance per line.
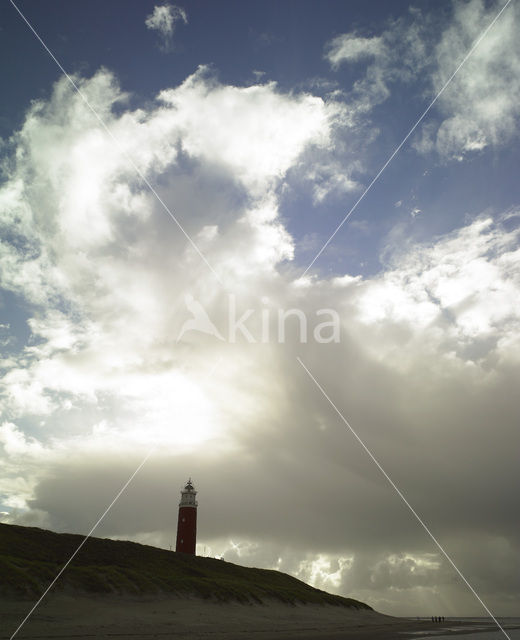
[0, 523, 371, 609]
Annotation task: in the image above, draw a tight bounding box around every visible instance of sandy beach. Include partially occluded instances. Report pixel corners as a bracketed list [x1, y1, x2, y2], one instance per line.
[1, 595, 515, 640]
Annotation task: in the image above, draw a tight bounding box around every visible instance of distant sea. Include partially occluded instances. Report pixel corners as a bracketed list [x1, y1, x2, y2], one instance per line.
[406, 617, 520, 640]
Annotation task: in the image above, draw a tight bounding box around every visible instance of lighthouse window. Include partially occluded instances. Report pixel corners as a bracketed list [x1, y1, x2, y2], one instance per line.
[182, 517, 185, 522]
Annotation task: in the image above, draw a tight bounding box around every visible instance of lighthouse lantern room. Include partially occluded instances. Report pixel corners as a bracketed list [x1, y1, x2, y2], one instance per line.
[175, 478, 198, 555]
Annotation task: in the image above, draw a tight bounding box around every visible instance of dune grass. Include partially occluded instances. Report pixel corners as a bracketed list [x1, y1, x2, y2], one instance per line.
[0, 523, 371, 609]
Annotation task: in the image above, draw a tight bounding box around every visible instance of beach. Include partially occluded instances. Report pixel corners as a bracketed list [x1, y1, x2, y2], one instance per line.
[2, 595, 517, 640]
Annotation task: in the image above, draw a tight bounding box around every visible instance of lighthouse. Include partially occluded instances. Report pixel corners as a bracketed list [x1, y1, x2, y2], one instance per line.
[175, 478, 198, 555]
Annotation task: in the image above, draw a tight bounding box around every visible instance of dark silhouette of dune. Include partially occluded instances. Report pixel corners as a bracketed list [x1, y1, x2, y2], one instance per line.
[0, 523, 370, 608]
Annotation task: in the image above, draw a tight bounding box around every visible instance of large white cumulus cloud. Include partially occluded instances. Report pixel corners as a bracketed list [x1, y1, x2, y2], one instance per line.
[1, 66, 519, 616]
[0, 65, 351, 491]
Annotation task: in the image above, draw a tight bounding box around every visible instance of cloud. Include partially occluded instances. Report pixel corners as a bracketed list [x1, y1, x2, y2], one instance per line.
[355, 215, 520, 354]
[145, 4, 187, 51]
[325, 35, 385, 69]
[0, 66, 345, 450]
[157, 67, 337, 198]
[324, 2, 520, 162]
[418, 0, 520, 159]
[324, 9, 431, 114]
[1, 66, 519, 617]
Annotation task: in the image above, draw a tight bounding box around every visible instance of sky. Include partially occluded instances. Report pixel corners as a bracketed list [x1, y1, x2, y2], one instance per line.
[0, 0, 519, 618]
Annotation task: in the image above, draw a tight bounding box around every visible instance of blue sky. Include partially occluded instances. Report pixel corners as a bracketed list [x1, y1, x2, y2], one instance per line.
[1, 0, 520, 618]
[3, 0, 518, 279]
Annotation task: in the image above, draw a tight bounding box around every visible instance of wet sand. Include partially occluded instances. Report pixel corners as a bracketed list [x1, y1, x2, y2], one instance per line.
[0, 595, 515, 639]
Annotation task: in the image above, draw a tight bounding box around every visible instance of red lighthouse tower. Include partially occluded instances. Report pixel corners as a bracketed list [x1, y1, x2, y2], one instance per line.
[175, 478, 198, 555]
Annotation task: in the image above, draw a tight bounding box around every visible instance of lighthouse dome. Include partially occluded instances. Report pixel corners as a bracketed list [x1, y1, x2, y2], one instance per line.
[179, 478, 198, 507]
